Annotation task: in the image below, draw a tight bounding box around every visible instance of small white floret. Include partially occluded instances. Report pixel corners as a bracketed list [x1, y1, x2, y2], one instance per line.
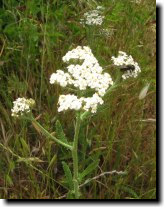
[11, 98, 35, 117]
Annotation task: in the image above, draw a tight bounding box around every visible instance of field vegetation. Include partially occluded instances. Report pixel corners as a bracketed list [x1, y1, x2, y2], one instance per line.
[0, 0, 156, 199]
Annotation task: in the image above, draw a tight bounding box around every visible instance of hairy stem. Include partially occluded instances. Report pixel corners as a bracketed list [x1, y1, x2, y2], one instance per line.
[72, 113, 81, 199]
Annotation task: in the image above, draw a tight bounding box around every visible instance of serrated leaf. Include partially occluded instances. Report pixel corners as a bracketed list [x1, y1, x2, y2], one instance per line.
[120, 185, 139, 199]
[62, 161, 73, 190]
[56, 120, 68, 144]
[79, 160, 99, 181]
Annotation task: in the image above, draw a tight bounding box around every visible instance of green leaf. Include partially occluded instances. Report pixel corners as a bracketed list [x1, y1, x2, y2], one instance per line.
[9, 161, 15, 172]
[62, 161, 73, 190]
[47, 154, 57, 170]
[120, 185, 140, 199]
[20, 138, 30, 155]
[56, 120, 68, 144]
[66, 191, 75, 199]
[4, 24, 19, 40]
[79, 160, 99, 181]
[5, 175, 14, 186]
[17, 157, 44, 163]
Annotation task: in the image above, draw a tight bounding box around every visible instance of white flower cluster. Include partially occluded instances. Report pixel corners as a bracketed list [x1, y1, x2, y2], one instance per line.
[50, 70, 72, 87]
[81, 93, 104, 113]
[131, 0, 141, 4]
[50, 46, 113, 96]
[111, 51, 141, 79]
[11, 98, 35, 117]
[50, 46, 113, 113]
[99, 28, 114, 38]
[80, 6, 105, 26]
[58, 93, 103, 113]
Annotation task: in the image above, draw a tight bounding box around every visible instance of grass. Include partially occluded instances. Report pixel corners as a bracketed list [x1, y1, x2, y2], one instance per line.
[0, 0, 156, 199]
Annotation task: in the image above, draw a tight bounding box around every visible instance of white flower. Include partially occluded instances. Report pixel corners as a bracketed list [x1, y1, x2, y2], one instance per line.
[82, 93, 104, 113]
[99, 28, 115, 37]
[49, 70, 72, 87]
[96, 6, 105, 10]
[111, 51, 141, 79]
[50, 46, 114, 114]
[11, 98, 35, 117]
[130, 0, 141, 4]
[57, 93, 104, 113]
[80, 6, 105, 26]
[58, 94, 82, 112]
[50, 46, 113, 97]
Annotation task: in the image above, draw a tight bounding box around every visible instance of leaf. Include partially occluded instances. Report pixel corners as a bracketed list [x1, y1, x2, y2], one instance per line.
[9, 161, 15, 172]
[62, 161, 73, 190]
[56, 120, 68, 144]
[139, 83, 150, 100]
[48, 32, 66, 38]
[3, 24, 19, 40]
[47, 154, 57, 170]
[8, 75, 28, 94]
[79, 160, 99, 181]
[32, 121, 42, 135]
[120, 185, 140, 199]
[5, 175, 14, 187]
[66, 191, 74, 199]
[17, 157, 44, 163]
[20, 138, 30, 155]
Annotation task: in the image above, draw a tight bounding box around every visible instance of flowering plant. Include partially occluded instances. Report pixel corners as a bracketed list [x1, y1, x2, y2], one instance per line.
[11, 46, 141, 199]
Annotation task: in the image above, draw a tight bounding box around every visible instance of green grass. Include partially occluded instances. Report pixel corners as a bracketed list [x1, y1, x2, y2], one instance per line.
[0, 0, 156, 199]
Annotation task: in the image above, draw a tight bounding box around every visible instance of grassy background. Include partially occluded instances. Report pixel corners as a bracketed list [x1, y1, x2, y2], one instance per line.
[0, 0, 156, 199]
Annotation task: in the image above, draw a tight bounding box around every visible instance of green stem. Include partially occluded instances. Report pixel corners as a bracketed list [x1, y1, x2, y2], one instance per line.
[31, 118, 72, 150]
[72, 113, 81, 199]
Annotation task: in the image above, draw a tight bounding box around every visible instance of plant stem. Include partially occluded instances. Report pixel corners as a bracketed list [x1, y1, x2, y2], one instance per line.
[72, 113, 81, 199]
[31, 118, 72, 150]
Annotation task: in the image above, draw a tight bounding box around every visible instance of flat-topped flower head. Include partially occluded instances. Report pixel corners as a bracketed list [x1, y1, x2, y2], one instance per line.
[82, 93, 104, 113]
[58, 94, 82, 112]
[50, 70, 72, 87]
[111, 51, 141, 79]
[80, 6, 105, 26]
[50, 46, 113, 114]
[50, 46, 113, 97]
[11, 97, 35, 117]
[58, 93, 104, 113]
